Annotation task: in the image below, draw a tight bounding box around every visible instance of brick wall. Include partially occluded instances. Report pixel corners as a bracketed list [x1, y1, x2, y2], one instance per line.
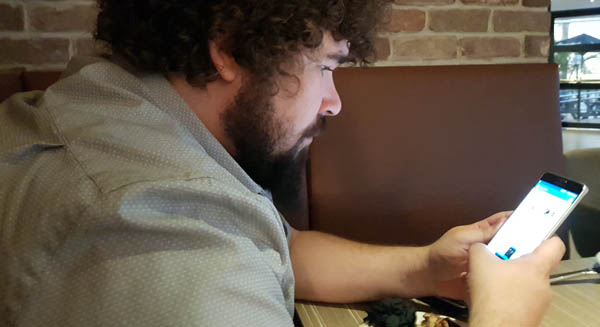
[375, 0, 551, 65]
[0, 0, 99, 71]
[0, 0, 551, 71]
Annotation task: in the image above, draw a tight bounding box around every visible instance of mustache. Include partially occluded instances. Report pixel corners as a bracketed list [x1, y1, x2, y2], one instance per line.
[301, 116, 327, 139]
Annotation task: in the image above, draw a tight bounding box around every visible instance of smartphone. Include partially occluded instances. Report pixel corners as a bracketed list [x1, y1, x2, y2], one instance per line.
[487, 172, 588, 260]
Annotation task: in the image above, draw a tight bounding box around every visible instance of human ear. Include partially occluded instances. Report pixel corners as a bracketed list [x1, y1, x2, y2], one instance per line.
[208, 41, 239, 82]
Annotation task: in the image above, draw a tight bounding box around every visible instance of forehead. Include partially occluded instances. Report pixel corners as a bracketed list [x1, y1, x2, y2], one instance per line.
[306, 32, 350, 63]
[320, 32, 350, 58]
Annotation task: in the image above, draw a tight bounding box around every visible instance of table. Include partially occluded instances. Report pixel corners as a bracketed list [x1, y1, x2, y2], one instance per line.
[542, 257, 600, 327]
[295, 257, 599, 327]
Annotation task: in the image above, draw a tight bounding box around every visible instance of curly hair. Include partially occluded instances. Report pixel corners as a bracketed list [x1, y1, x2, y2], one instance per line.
[95, 0, 391, 88]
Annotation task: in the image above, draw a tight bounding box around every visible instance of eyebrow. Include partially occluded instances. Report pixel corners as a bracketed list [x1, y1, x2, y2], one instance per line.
[327, 53, 349, 65]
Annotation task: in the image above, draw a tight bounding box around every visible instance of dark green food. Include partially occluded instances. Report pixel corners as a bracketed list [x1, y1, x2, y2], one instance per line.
[363, 298, 417, 327]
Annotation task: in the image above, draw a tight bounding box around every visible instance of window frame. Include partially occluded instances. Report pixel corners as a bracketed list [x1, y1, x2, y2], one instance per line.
[550, 7, 600, 129]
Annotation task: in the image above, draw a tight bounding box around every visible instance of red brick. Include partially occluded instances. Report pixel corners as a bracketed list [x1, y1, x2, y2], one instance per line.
[0, 38, 70, 65]
[429, 9, 490, 32]
[29, 5, 98, 32]
[459, 37, 521, 58]
[395, 0, 455, 4]
[461, 0, 518, 4]
[0, 4, 24, 31]
[523, 0, 550, 7]
[493, 11, 550, 32]
[74, 38, 109, 57]
[391, 36, 457, 60]
[374, 38, 391, 61]
[380, 10, 425, 33]
[524, 35, 550, 57]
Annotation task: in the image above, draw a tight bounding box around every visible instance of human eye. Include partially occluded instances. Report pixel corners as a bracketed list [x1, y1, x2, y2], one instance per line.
[320, 65, 334, 76]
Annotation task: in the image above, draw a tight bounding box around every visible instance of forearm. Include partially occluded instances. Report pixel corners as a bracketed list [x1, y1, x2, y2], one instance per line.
[469, 305, 544, 327]
[290, 230, 434, 303]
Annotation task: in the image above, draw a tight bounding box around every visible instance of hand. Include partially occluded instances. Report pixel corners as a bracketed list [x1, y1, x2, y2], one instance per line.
[468, 237, 565, 327]
[425, 211, 510, 299]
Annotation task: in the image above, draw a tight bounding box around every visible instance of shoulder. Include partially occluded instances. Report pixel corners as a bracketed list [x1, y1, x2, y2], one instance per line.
[33, 58, 231, 193]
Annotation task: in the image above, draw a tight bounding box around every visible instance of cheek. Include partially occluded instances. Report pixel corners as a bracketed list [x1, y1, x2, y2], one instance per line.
[277, 89, 321, 134]
[296, 84, 324, 125]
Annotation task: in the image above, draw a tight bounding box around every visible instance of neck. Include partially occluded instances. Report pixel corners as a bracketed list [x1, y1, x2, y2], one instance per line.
[167, 76, 239, 156]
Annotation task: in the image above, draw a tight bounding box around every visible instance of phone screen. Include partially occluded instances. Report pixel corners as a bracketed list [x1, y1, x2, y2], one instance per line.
[487, 178, 583, 260]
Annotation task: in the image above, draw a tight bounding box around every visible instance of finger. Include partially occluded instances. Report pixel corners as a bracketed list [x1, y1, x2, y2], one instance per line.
[465, 212, 510, 244]
[530, 236, 565, 273]
[486, 211, 513, 225]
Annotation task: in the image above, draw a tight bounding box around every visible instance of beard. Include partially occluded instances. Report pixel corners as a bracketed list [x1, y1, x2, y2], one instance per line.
[221, 76, 326, 212]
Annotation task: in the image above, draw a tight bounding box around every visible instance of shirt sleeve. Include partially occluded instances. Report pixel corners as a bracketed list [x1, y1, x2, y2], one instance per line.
[279, 210, 293, 245]
[18, 179, 295, 327]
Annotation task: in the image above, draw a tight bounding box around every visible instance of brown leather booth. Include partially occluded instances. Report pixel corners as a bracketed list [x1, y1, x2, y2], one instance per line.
[1, 64, 565, 247]
[0, 69, 62, 102]
[300, 64, 565, 246]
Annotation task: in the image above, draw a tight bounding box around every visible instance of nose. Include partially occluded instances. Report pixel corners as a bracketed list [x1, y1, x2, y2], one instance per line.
[319, 79, 342, 117]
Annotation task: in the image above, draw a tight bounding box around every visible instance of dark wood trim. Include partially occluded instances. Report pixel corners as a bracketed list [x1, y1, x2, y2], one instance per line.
[560, 83, 600, 89]
[562, 122, 600, 128]
[552, 7, 600, 18]
[554, 45, 600, 53]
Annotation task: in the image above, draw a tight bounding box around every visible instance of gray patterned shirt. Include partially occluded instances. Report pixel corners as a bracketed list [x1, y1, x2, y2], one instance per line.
[0, 56, 295, 327]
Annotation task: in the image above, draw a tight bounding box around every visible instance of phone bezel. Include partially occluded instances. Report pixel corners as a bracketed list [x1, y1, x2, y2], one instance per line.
[540, 172, 584, 195]
[487, 172, 588, 260]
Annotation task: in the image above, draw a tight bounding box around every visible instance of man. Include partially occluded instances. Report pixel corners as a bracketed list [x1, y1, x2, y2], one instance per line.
[0, 1, 564, 326]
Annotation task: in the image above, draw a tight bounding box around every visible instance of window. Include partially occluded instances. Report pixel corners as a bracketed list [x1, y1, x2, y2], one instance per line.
[551, 5, 600, 128]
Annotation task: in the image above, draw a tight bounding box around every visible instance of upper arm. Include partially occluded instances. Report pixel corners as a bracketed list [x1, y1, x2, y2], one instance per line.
[289, 225, 300, 248]
[20, 180, 295, 326]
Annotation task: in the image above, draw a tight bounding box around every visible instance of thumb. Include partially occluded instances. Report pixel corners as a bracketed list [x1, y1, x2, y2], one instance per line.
[526, 236, 565, 274]
[467, 242, 498, 303]
[469, 242, 497, 270]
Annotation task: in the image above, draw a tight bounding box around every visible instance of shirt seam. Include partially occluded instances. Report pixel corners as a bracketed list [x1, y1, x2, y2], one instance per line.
[39, 101, 224, 195]
[41, 102, 106, 193]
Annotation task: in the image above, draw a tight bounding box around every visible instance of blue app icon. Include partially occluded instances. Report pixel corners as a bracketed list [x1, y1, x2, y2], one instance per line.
[495, 247, 517, 260]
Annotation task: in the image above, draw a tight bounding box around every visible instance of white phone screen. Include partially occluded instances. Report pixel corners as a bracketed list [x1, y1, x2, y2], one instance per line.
[487, 180, 580, 260]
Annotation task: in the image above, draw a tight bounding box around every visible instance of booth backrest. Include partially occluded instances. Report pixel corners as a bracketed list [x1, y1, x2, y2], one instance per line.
[303, 64, 564, 245]
[0, 70, 62, 102]
[1, 65, 565, 246]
